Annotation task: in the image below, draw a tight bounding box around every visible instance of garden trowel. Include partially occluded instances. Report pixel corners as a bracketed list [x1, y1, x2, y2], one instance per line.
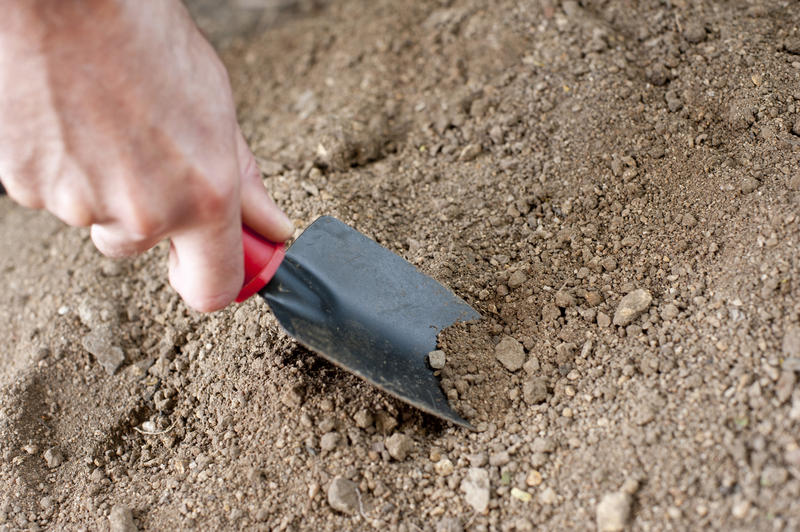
[238, 216, 480, 428]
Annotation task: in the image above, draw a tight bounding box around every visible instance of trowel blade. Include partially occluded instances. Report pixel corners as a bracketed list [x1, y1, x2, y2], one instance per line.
[259, 216, 480, 428]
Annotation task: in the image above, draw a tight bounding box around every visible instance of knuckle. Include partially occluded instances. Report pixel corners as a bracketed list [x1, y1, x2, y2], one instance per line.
[92, 232, 149, 258]
[10, 191, 45, 210]
[3, 181, 44, 209]
[51, 200, 94, 227]
[194, 179, 237, 220]
[117, 197, 165, 239]
[45, 181, 96, 227]
[122, 213, 163, 240]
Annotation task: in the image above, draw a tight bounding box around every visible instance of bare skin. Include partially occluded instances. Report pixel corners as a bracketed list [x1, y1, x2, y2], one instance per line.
[0, 0, 294, 311]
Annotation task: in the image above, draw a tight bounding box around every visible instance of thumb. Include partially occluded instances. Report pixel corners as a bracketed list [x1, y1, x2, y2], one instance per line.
[168, 216, 244, 312]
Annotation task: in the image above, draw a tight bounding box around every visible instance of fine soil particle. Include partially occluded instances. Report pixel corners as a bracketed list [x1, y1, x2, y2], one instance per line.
[2, 0, 800, 530]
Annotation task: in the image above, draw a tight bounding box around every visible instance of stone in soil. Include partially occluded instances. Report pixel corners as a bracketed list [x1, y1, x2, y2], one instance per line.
[460, 468, 490, 513]
[760, 465, 788, 487]
[782, 325, 800, 358]
[665, 90, 682, 112]
[526, 470, 543, 486]
[436, 517, 463, 532]
[434, 458, 454, 476]
[683, 21, 706, 43]
[495, 336, 525, 371]
[613, 289, 652, 326]
[531, 437, 556, 454]
[785, 38, 800, 55]
[459, 143, 482, 162]
[385, 432, 414, 461]
[596, 491, 632, 531]
[375, 411, 398, 434]
[508, 270, 527, 288]
[353, 408, 373, 429]
[109, 504, 137, 532]
[428, 349, 446, 369]
[81, 330, 125, 375]
[327, 477, 360, 515]
[522, 377, 548, 404]
[319, 432, 341, 452]
[555, 290, 576, 308]
[43, 447, 63, 468]
[539, 487, 557, 505]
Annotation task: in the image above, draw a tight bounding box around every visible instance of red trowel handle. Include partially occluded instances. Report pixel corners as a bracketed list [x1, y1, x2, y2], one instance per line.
[236, 226, 286, 303]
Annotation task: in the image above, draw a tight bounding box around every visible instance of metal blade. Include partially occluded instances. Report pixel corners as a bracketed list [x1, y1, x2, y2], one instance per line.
[260, 216, 480, 428]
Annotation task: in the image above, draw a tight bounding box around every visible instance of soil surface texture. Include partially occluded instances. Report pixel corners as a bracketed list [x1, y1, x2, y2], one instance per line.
[2, 0, 800, 530]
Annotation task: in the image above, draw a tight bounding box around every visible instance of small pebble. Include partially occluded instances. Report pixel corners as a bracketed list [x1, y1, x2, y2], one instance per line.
[661, 303, 679, 320]
[508, 270, 528, 288]
[539, 487, 557, 505]
[555, 290, 576, 308]
[428, 350, 446, 369]
[740, 177, 759, 194]
[43, 447, 63, 468]
[782, 325, 800, 358]
[460, 468, 490, 513]
[353, 408, 373, 429]
[531, 437, 556, 454]
[732, 499, 750, 519]
[109, 504, 137, 532]
[385, 433, 414, 461]
[613, 289, 653, 326]
[526, 470, 543, 486]
[434, 458, 454, 476]
[495, 336, 526, 372]
[489, 451, 510, 467]
[585, 291, 603, 306]
[761, 465, 788, 487]
[375, 411, 398, 434]
[467, 453, 488, 467]
[319, 432, 341, 452]
[23, 443, 38, 455]
[81, 330, 125, 375]
[436, 517, 464, 532]
[596, 492, 632, 531]
[327, 477, 359, 515]
[784, 38, 800, 55]
[522, 377, 548, 404]
[683, 21, 706, 43]
[665, 90, 682, 112]
[459, 143, 482, 162]
[523, 357, 540, 375]
[510, 487, 532, 502]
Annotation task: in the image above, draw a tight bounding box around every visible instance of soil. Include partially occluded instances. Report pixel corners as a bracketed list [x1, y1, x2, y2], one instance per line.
[2, 0, 800, 530]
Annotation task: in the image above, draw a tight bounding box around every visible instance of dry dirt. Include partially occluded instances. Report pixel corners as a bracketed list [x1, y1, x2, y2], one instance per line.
[2, 0, 800, 530]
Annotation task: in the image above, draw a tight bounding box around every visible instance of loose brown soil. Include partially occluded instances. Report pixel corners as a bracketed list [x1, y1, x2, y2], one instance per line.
[2, 0, 800, 530]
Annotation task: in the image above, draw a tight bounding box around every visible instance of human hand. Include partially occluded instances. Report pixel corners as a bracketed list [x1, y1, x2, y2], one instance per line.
[0, 0, 293, 311]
